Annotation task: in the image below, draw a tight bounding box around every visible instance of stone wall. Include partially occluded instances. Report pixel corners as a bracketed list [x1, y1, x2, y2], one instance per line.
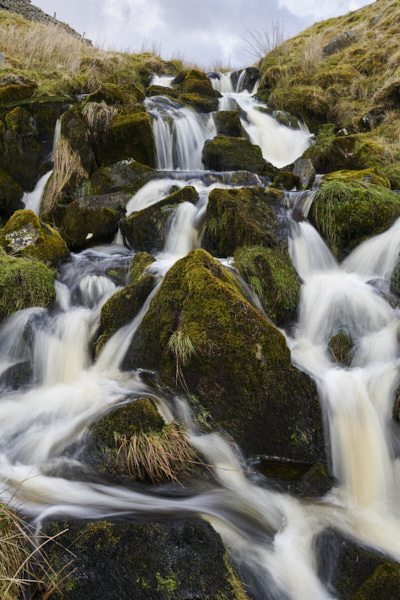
[0, 0, 91, 42]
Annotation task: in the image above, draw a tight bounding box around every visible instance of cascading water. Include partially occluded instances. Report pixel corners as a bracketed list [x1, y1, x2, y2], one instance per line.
[4, 69, 400, 600]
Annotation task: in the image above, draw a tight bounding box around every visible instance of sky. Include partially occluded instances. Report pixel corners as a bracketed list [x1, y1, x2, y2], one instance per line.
[32, 0, 375, 68]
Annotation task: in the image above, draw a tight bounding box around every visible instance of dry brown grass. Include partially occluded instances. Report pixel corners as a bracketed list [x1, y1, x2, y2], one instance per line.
[82, 101, 119, 131]
[300, 34, 323, 75]
[0, 11, 181, 96]
[41, 137, 88, 214]
[114, 423, 199, 485]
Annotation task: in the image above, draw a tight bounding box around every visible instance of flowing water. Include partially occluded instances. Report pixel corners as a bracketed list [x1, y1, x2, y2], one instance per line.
[2, 70, 400, 599]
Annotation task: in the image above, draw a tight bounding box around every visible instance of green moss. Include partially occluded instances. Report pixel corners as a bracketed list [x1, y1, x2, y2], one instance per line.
[310, 178, 400, 256]
[234, 245, 300, 326]
[0, 78, 37, 104]
[121, 186, 199, 253]
[178, 92, 219, 113]
[93, 398, 164, 448]
[203, 187, 283, 257]
[265, 84, 331, 131]
[202, 136, 275, 177]
[354, 564, 400, 599]
[272, 170, 300, 190]
[122, 249, 324, 461]
[83, 83, 136, 106]
[323, 168, 390, 187]
[5, 106, 34, 135]
[1, 209, 70, 266]
[94, 106, 156, 168]
[328, 331, 353, 366]
[128, 252, 156, 284]
[178, 69, 220, 99]
[0, 254, 56, 321]
[214, 111, 244, 137]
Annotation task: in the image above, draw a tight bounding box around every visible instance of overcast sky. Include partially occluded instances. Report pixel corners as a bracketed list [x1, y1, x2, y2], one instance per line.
[32, 0, 375, 68]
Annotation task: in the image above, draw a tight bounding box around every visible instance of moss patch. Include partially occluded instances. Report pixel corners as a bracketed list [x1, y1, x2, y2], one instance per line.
[202, 136, 275, 177]
[0, 253, 55, 321]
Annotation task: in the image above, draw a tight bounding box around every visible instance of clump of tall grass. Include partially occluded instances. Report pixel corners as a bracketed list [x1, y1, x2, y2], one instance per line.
[41, 137, 88, 214]
[240, 21, 286, 62]
[168, 330, 196, 389]
[0, 499, 73, 599]
[114, 422, 199, 484]
[82, 101, 119, 132]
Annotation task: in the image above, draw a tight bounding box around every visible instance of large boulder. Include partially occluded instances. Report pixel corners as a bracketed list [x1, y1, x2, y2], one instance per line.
[41, 518, 246, 600]
[213, 111, 244, 137]
[122, 249, 325, 462]
[202, 135, 275, 177]
[309, 170, 400, 257]
[322, 31, 358, 57]
[49, 193, 126, 250]
[174, 69, 221, 99]
[0, 74, 37, 104]
[202, 186, 284, 257]
[0, 209, 70, 266]
[91, 105, 156, 168]
[316, 529, 400, 599]
[87, 160, 158, 197]
[60, 109, 97, 174]
[121, 186, 199, 253]
[0, 253, 56, 321]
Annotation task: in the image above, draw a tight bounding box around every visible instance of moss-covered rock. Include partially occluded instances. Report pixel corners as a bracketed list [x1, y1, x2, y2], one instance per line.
[88, 160, 157, 197]
[0, 74, 37, 104]
[328, 331, 353, 366]
[293, 158, 316, 190]
[0, 253, 56, 321]
[122, 249, 325, 462]
[83, 82, 144, 106]
[121, 186, 199, 253]
[202, 187, 283, 257]
[323, 167, 390, 188]
[49, 196, 123, 250]
[60, 110, 97, 174]
[175, 69, 220, 99]
[202, 135, 275, 177]
[41, 519, 247, 600]
[309, 176, 400, 256]
[213, 111, 244, 137]
[234, 245, 300, 326]
[93, 106, 156, 168]
[178, 92, 219, 113]
[146, 84, 181, 100]
[316, 529, 400, 600]
[0, 209, 70, 266]
[272, 170, 300, 190]
[0, 168, 24, 221]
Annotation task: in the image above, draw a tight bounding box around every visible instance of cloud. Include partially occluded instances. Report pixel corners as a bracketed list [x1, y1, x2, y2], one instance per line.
[278, 0, 374, 21]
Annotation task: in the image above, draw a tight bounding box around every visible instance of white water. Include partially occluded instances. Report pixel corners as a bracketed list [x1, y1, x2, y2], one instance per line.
[3, 72, 400, 600]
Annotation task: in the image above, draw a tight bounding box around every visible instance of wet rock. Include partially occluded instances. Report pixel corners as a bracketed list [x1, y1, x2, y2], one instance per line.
[0, 168, 24, 221]
[83, 82, 144, 106]
[230, 67, 260, 92]
[174, 69, 221, 99]
[310, 172, 400, 257]
[146, 85, 181, 100]
[49, 195, 124, 250]
[202, 186, 284, 257]
[0, 254, 56, 321]
[178, 92, 219, 113]
[358, 108, 385, 132]
[315, 528, 400, 599]
[0, 361, 33, 390]
[121, 186, 199, 253]
[202, 135, 275, 177]
[234, 245, 300, 327]
[328, 331, 353, 366]
[293, 158, 316, 190]
[272, 170, 300, 190]
[122, 249, 326, 463]
[1, 209, 70, 266]
[322, 31, 358, 57]
[95, 254, 157, 355]
[214, 110, 244, 137]
[92, 105, 156, 168]
[41, 518, 245, 600]
[88, 160, 157, 196]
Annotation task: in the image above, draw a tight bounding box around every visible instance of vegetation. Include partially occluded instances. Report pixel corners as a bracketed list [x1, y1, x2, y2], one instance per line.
[257, 0, 400, 176]
[0, 253, 56, 321]
[0, 11, 181, 96]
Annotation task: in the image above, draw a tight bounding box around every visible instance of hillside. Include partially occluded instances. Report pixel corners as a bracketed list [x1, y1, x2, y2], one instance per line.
[257, 0, 400, 186]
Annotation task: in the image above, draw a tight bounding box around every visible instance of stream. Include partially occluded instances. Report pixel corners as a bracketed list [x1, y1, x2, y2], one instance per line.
[3, 70, 400, 598]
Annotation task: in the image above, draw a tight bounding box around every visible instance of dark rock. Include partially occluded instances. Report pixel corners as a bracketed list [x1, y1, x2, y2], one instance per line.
[41, 518, 245, 600]
[213, 110, 244, 137]
[315, 528, 400, 599]
[88, 160, 157, 196]
[322, 31, 358, 57]
[272, 170, 300, 190]
[0, 361, 32, 390]
[202, 135, 275, 177]
[0, 167, 24, 221]
[0, 74, 37, 104]
[202, 186, 284, 257]
[121, 186, 199, 253]
[122, 249, 326, 463]
[230, 67, 260, 92]
[61, 109, 97, 174]
[328, 332, 353, 366]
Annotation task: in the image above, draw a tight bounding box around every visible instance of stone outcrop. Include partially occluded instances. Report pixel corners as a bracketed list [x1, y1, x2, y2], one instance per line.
[0, 0, 90, 41]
